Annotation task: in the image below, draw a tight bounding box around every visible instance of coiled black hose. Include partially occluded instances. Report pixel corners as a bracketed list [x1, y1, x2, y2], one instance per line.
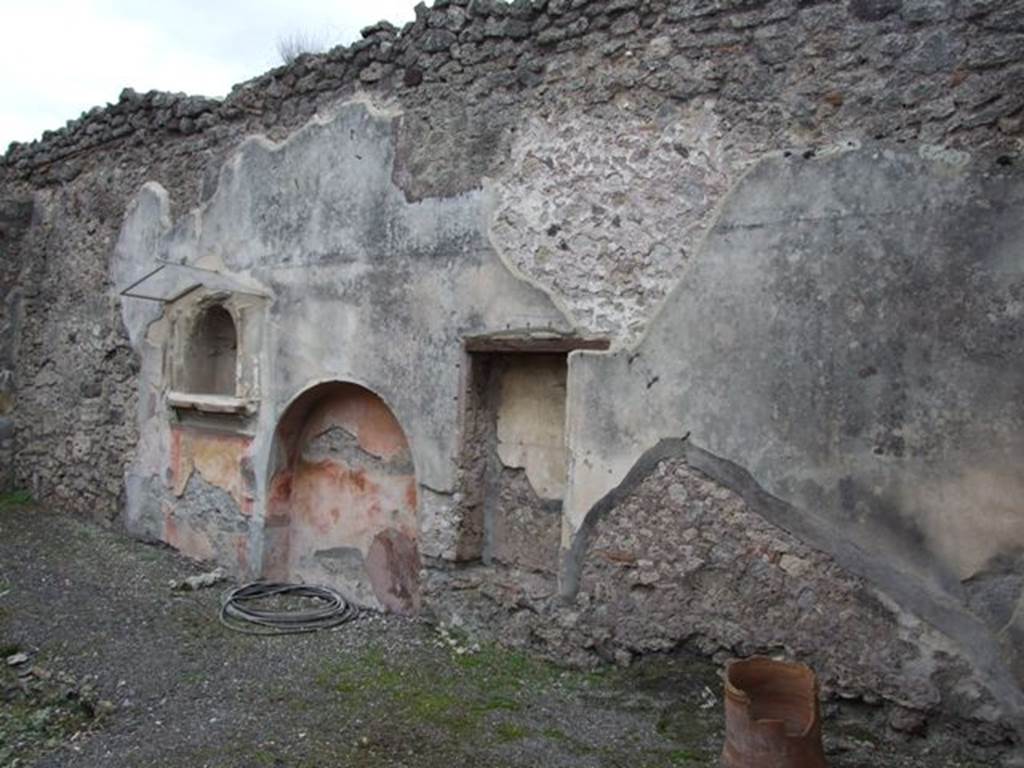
[219, 582, 360, 636]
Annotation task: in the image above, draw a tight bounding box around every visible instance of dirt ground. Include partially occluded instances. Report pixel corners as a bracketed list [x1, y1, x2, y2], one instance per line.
[0, 498, 1009, 767]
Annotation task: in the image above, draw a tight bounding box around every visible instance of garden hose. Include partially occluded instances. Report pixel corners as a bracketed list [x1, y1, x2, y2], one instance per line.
[219, 582, 360, 636]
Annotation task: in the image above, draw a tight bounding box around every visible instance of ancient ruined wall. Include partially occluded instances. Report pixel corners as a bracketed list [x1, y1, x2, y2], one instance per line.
[0, 122, 236, 518]
[3, 0, 1022, 515]
[428, 451, 1015, 743]
[1, 0, 1023, 744]
[575, 451, 1019, 744]
[565, 148, 1024, 737]
[459, 353, 567, 574]
[112, 102, 572, 609]
[0, 199, 33, 489]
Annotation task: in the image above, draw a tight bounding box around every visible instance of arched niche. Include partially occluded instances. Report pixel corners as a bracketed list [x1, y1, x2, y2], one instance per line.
[186, 304, 238, 396]
[163, 290, 265, 420]
[263, 381, 420, 614]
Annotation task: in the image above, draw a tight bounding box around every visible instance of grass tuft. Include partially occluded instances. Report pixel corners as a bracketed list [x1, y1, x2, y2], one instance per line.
[494, 722, 530, 742]
[0, 489, 32, 509]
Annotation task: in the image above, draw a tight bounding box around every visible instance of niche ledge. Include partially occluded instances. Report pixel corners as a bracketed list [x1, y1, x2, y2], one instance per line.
[167, 391, 258, 416]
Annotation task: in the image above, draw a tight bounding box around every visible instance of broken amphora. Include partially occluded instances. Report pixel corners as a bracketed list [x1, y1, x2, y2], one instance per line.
[721, 656, 828, 768]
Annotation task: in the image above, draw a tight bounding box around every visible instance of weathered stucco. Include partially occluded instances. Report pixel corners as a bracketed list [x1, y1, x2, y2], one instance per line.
[265, 383, 420, 613]
[494, 354, 568, 501]
[565, 145, 1024, 733]
[3, 0, 1024, 753]
[113, 99, 573, 603]
[567, 146, 1024, 557]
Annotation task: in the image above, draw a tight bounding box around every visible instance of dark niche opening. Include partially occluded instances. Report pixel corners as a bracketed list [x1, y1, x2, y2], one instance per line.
[187, 305, 238, 396]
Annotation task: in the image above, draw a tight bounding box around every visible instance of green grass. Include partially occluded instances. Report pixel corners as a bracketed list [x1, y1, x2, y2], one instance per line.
[309, 640, 562, 748]
[0, 489, 32, 509]
[666, 747, 707, 765]
[301, 640, 726, 767]
[835, 719, 883, 748]
[302, 639, 736, 767]
[178, 669, 207, 686]
[494, 722, 530, 742]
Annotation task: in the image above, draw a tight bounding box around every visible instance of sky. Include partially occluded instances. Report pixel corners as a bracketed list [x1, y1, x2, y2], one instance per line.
[0, 0, 419, 150]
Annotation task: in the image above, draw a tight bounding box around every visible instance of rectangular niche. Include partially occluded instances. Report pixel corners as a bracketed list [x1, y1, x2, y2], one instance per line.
[164, 289, 265, 426]
[458, 336, 606, 574]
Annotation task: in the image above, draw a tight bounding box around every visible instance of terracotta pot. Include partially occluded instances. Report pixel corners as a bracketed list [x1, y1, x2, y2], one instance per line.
[721, 657, 828, 768]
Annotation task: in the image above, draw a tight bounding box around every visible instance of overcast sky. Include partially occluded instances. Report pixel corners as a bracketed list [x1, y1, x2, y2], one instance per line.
[0, 0, 419, 150]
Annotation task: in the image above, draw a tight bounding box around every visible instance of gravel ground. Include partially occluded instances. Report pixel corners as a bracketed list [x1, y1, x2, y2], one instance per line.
[0, 500, 1008, 767]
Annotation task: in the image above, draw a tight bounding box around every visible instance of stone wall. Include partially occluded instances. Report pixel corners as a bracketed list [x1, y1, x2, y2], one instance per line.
[3, 0, 1022, 514]
[1, 0, 1023, 749]
[425, 450, 1017, 746]
[564, 145, 1024, 739]
[111, 100, 572, 604]
[460, 352, 567, 574]
[575, 456, 1010, 743]
[0, 152, 218, 518]
[0, 198, 34, 489]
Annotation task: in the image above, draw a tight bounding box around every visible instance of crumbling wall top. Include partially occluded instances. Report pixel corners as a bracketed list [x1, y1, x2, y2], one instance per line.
[4, 0, 1023, 186]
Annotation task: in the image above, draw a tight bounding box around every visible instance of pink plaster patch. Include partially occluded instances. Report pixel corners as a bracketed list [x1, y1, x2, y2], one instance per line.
[366, 528, 421, 615]
[168, 429, 183, 492]
[169, 426, 253, 506]
[266, 383, 420, 609]
[234, 535, 249, 574]
[163, 509, 215, 562]
[300, 386, 409, 460]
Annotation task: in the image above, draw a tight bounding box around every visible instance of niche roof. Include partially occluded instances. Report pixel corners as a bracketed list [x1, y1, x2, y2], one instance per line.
[120, 261, 270, 303]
